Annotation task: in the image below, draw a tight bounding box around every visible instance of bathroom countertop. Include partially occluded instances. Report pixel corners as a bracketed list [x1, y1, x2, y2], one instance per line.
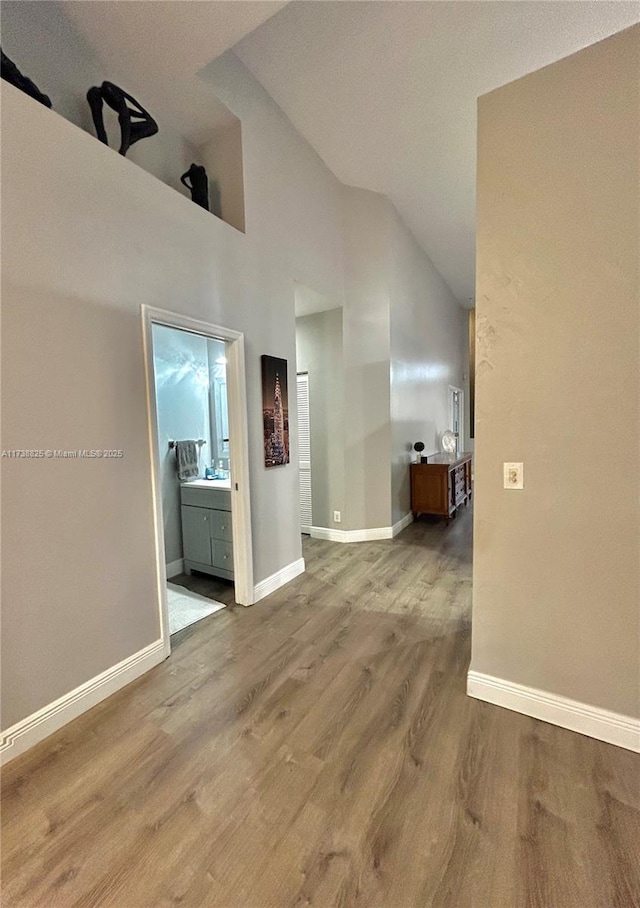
[181, 478, 231, 490]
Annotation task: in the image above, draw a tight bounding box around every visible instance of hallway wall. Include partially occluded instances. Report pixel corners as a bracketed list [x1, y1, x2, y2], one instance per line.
[472, 26, 640, 723]
[389, 206, 467, 526]
[1, 45, 467, 747]
[295, 308, 345, 531]
[1, 49, 345, 731]
[341, 187, 393, 531]
[341, 187, 468, 531]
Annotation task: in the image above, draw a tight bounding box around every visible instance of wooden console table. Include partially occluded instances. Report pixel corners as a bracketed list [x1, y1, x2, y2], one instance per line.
[410, 452, 473, 524]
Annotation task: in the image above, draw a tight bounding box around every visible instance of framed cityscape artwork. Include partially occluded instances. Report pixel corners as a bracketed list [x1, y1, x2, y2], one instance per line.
[261, 355, 290, 467]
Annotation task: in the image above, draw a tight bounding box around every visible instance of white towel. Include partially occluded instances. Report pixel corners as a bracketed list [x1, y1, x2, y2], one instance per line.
[176, 440, 199, 481]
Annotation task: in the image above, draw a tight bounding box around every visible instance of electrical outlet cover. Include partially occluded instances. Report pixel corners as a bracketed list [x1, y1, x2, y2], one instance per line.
[504, 462, 524, 489]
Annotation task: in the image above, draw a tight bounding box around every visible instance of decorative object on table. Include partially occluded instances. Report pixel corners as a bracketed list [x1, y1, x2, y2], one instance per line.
[1, 48, 52, 108]
[441, 430, 457, 455]
[174, 440, 199, 481]
[413, 441, 427, 463]
[180, 163, 209, 211]
[86, 81, 158, 156]
[261, 355, 289, 468]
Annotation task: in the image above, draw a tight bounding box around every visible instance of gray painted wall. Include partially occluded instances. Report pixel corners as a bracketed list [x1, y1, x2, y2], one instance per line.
[1, 47, 346, 729]
[341, 186, 467, 530]
[295, 309, 345, 530]
[342, 188, 393, 531]
[472, 25, 640, 718]
[389, 206, 466, 526]
[1, 13, 468, 737]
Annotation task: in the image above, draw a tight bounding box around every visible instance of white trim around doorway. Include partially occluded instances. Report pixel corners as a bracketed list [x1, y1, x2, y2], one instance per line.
[141, 306, 255, 659]
[448, 385, 465, 455]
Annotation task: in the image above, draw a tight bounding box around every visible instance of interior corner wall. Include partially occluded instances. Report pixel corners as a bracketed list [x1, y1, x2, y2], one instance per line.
[341, 187, 392, 531]
[200, 121, 245, 233]
[388, 207, 467, 526]
[339, 186, 467, 531]
[472, 25, 640, 719]
[295, 309, 345, 530]
[1, 47, 345, 731]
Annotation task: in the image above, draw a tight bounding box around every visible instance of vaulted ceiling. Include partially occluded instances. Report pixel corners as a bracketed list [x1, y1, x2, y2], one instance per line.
[60, 1, 288, 142]
[60, 1, 640, 305]
[234, 1, 640, 303]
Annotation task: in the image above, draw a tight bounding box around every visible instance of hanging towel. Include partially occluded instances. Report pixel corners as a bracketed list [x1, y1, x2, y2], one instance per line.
[176, 440, 199, 481]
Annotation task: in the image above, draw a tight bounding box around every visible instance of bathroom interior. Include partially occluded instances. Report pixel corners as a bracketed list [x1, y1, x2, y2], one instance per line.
[151, 323, 233, 636]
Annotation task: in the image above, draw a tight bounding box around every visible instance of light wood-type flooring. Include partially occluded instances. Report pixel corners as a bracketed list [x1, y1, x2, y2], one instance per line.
[2, 507, 639, 907]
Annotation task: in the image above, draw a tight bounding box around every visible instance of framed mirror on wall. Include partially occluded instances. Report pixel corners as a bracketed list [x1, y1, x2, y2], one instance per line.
[212, 374, 230, 460]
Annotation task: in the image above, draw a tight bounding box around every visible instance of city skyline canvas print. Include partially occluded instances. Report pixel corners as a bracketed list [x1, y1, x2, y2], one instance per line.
[261, 355, 290, 467]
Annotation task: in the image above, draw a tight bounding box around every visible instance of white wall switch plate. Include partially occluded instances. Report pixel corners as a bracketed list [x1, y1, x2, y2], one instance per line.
[504, 462, 524, 489]
[333, 510, 341, 523]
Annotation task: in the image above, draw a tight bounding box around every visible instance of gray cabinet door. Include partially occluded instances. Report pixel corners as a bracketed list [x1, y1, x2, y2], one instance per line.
[209, 509, 233, 542]
[181, 506, 212, 566]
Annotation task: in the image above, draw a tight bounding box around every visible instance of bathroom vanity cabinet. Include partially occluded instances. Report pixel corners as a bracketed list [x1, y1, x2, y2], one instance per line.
[180, 482, 233, 580]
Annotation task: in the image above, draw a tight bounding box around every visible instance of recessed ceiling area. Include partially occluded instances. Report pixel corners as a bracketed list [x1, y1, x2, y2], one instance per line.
[234, 1, 640, 303]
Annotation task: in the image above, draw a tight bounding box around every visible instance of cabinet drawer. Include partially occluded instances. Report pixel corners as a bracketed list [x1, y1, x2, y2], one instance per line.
[209, 509, 233, 542]
[181, 486, 231, 511]
[211, 540, 233, 571]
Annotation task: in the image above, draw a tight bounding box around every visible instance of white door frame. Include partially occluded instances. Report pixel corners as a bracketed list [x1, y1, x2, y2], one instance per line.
[297, 371, 312, 534]
[448, 385, 465, 454]
[141, 305, 254, 657]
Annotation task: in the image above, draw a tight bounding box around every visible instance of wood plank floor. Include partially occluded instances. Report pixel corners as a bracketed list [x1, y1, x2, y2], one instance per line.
[2, 507, 639, 907]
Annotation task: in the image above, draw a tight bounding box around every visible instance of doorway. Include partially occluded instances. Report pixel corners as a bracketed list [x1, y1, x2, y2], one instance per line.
[142, 306, 253, 657]
[297, 372, 312, 534]
[449, 385, 464, 455]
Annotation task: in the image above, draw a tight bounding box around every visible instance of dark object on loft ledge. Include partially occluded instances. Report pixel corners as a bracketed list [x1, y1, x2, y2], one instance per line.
[1, 48, 52, 108]
[181, 163, 210, 211]
[87, 81, 158, 156]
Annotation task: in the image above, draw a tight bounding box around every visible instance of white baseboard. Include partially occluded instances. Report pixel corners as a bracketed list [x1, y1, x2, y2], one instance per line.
[166, 558, 184, 578]
[392, 512, 414, 537]
[253, 558, 305, 603]
[310, 513, 413, 544]
[0, 639, 166, 765]
[310, 526, 378, 542]
[467, 671, 640, 753]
